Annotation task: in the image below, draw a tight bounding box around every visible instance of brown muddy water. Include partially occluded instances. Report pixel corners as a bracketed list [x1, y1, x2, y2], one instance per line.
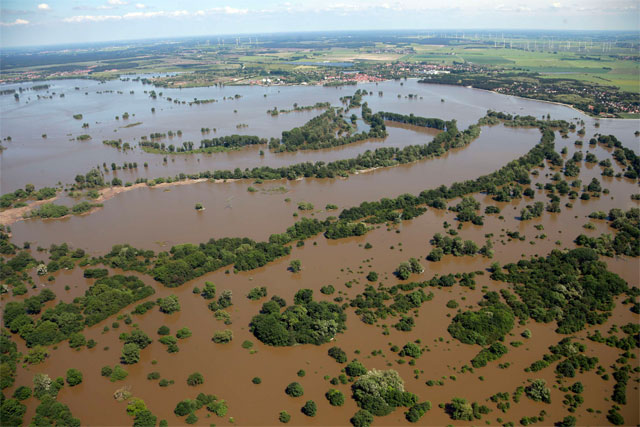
[1, 79, 639, 427]
[2, 78, 639, 193]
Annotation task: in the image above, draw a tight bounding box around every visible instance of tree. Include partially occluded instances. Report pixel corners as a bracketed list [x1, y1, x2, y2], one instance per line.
[525, 379, 551, 403]
[212, 329, 233, 344]
[174, 400, 195, 417]
[133, 410, 157, 427]
[328, 346, 347, 363]
[405, 402, 431, 423]
[123, 329, 152, 349]
[187, 372, 204, 386]
[12, 386, 32, 401]
[201, 281, 216, 299]
[289, 260, 301, 273]
[301, 400, 317, 417]
[279, 411, 291, 423]
[0, 398, 26, 426]
[66, 368, 83, 386]
[395, 262, 412, 280]
[121, 343, 141, 364]
[366, 271, 378, 282]
[399, 342, 422, 358]
[285, 382, 304, 397]
[158, 295, 180, 314]
[345, 360, 367, 377]
[446, 397, 473, 421]
[350, 409, 374, 427]
[326, 389, 345, 406]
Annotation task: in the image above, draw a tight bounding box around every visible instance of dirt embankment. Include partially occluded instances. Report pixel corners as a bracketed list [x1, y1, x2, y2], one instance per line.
[0, 178, 221, 227]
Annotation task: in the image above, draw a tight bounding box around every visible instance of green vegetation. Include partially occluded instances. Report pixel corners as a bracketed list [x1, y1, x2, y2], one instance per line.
[2, 274, 154, 348]
[405, 401, 431, 423]
[492, 248, 630, 333]
[351, 368, 419, 418]
[187, 372, 204, 386]
[526, 338, 598, 378]
[301, 400, 317, 417]
[328, 346, 348, 363]
[212, 329, 233, 344]
[575, 208, 639, 257]
[279, 411, 291, 423]
[250, 290, 346, 346]
[525, 379, 551, 403]
[448, 304, 515, 345]
[247, 286, 267, 300]
[471, 342, 508, 368]
[157, 295, 180, 314]
[445, 397, 491, 421]
[285, 382, 304, 397]
[66, 368, 83, 386]
[326, 389, 345, 406]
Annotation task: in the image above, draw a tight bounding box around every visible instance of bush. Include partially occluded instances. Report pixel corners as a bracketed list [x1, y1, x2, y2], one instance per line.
[399, 342, 422, 358]
[13, 386, 32, 401]
[252, 377, 262, 384]
[101, 366, 113, 377]
[212, 329, 233, 343]
[405, 402, 431, 422]
[158, 295, 180, 314]
[345, 360, 367, 377]
[247, 286, 267, 300]
[301, 400, 317, 417]
[279, 411, 291, 423]
[66, 369, 83, 386]
[121, 343, 140, 364]
[350, 409, 374, 427]
[285, 382, 304, 397]
[147, 372, 160, 380]
[325, 389, 345, 406]
[525, 379, 551, 403]
[187, 372, 204, 386]
[328, 346, 347, 363]
[176, 327, 192, 339]
[157, 326, 170, 335]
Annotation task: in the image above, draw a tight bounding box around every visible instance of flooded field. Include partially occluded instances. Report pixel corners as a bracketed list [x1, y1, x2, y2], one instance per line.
[1, 79, 638, 427]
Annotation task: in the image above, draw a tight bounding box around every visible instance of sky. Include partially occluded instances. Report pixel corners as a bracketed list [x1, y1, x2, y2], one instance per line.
[1, 0, 638, 47]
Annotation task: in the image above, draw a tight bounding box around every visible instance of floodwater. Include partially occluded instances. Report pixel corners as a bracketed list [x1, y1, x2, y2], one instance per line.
[1, 79, 639, 427]
[2, 78, 638, 193]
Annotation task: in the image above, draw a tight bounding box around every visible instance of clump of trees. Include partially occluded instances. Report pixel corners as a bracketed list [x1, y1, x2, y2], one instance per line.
[445, 397, 491, 421]
[491, 248, 630, 334]
[525, 379, 551, 403]
[3, 274, 154, 348]
[448, 304, 514, 346]
[351, 368, 426, 423]
[394, 258, 423, 280]
[250, 290, 346, 346]
[575, 208, 639, 257]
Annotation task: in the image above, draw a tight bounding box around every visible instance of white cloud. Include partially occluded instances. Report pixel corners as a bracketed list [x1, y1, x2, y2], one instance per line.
[208, 6, 249, 15]
[63, 7, 253, 23]
[108, 0, 128, 5]
[135, 3, 146, 9]
[63, 15, 121, 23]
[37, 3, 51, 10]
[64, 10, 191, 23]
[1, 18, 30, 26]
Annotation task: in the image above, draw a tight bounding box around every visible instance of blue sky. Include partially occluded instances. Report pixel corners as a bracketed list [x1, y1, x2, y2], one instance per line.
[1, 0, 638, 47]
